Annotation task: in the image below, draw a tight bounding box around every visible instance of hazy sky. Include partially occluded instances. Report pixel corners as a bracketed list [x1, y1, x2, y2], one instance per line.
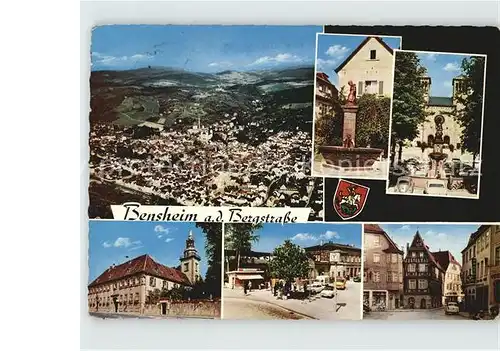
[91, 25, 322, 72]
[88, 221, 213, 283]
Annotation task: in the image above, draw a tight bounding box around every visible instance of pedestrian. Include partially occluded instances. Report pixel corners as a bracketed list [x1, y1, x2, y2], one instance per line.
[243, 282, 247, 295]
[248, 281, 252, 292]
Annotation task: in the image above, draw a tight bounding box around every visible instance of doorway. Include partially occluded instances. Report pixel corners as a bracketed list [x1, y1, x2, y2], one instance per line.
[161, 302, 167, 315]
[408, 297, 415, 309]
[112, 296, 118, 313]
[420, 298, 426, 309]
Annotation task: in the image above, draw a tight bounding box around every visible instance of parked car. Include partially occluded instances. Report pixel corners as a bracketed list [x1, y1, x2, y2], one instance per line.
[445, 302, 460, 315]
[335, 278, 346, 290]
[423, 180, 447, 195]
[320, 284, 335, 298]
[395, 176, 415, 193]
[353, 276, 361, 283]
[310, 282, 324, 294]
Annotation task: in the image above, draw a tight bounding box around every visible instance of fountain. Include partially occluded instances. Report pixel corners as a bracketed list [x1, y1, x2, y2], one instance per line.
[319, 80, 384, 172]
[426, 115, 448, 179]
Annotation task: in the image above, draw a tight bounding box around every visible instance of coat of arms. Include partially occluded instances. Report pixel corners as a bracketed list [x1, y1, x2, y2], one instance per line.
[333, 179, 370, 220]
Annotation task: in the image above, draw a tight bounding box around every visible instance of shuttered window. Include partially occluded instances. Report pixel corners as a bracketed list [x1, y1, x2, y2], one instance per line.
[378, 81, 384, 95]
[358, 81, 363, 96]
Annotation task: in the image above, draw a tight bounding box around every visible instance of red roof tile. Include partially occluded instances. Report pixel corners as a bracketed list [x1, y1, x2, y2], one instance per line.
[88, 254, 191, 287]
[432, 250, 461, 270]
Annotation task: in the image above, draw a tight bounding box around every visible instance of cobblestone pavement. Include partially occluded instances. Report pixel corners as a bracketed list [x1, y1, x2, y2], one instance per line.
[223, 281, 361, 320]
[364, 308, 468, 320]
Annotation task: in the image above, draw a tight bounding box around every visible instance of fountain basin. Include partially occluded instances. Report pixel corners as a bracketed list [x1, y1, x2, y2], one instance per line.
[428, 152, 448, 161]
[319, 146, 383, 171]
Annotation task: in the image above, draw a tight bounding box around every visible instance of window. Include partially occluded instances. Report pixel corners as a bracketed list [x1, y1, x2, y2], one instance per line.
[357, 81, 363, 96]
[184, 263, 189, 272]
[399, 272, 403, 283]
[163, 280, 168, 288]
[149, 277, 156, 287]
[386, 254, 391, 263]
[485, 230, 490, 248]
[391, 254, 398, 263]
[418, 280, 428, 289]
[407, 264, 416, 272]
[495, 246, 500, 266]
[195, 262, 199, 272]
[370, 49, 377, 60]
[409, 279, 416, 289]
[373, 254, 380, 263]
[364, 80, 378, 94]
[373, 271, 380, 282]
[419, 252, 424, 258]
[418, 264, 427, 272]
[411, 252, 416, 257]
[378, 81, 384, 95]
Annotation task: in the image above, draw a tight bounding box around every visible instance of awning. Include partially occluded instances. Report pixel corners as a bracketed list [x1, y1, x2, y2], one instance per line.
[236, 274, 264, 280]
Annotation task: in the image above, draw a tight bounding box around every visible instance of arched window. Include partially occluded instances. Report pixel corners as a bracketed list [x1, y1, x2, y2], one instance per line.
[444, 135, 450, 145]
[427, 135, 434, 146]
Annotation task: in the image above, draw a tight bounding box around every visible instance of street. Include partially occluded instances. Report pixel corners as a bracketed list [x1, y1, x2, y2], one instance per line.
[387, 186, 476, 198]
[223, 281, 362, 320]
[223, 297, 310, 320]
[364, 308, 468, 320]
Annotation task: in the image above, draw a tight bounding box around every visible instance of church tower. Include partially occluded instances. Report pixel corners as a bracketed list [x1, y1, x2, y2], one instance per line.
[179, 230, 201, 284]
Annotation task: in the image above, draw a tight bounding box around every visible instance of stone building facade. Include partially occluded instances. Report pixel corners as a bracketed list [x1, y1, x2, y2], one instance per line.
[489, 225, 500, 310]
[415, 77, 466, 150]
[88, 231, 200, 316]
[304, 242, 362, 280]
[363, 224, 404, 311]
[315, 72, 338, 119]
[403, 231, 444, 309]
[335, 36, 397, 100]
[461, 225, 492, 312]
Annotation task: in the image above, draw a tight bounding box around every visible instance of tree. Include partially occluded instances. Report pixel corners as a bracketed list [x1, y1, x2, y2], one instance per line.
[391, 51, 428, 165]
[225, 223, 262, 270]
[454, 56, 485, 168]
[269, 240, 309, 284]
[196, 223, 223, 298]
[355, 94, 391, 151]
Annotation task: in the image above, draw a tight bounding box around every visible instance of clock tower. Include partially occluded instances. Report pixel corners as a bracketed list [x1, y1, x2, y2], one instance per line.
[179, 230, 201, 284]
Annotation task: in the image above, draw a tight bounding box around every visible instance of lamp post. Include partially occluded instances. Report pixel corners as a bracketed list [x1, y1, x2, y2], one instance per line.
[331, 249, 341, 313]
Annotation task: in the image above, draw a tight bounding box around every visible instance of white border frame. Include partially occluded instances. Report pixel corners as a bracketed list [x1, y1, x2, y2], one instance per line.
[385, 49, 488, 201]
[311, 32, 403, 181]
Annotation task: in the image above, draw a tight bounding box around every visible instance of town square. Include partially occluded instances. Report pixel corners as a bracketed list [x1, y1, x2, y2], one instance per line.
[363, 223, 500, 320]
[223, 223, 363, 320]
[387, 50, 486, 199]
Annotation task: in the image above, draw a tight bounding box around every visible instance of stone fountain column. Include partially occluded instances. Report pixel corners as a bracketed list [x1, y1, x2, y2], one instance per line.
[427, 115, 448, 179]
[342, 104, 358, 143]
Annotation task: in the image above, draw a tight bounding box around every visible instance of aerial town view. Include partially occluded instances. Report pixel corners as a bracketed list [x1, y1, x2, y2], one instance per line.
[223, 222, 362, 320]
[313, 34, 402, 179]
[363, 223, 500, 320]
[88, 25, 324, 220]
[387, 50, 486, 199]
[87, 221, 222, 319]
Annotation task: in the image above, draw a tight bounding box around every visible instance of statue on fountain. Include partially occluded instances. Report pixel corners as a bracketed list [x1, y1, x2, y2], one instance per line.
[346, 80, 357, 106]
[343, 134, 355, 148]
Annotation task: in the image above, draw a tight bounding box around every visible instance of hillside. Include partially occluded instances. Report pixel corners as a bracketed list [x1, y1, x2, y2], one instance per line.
[89, 66, 314, 133]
